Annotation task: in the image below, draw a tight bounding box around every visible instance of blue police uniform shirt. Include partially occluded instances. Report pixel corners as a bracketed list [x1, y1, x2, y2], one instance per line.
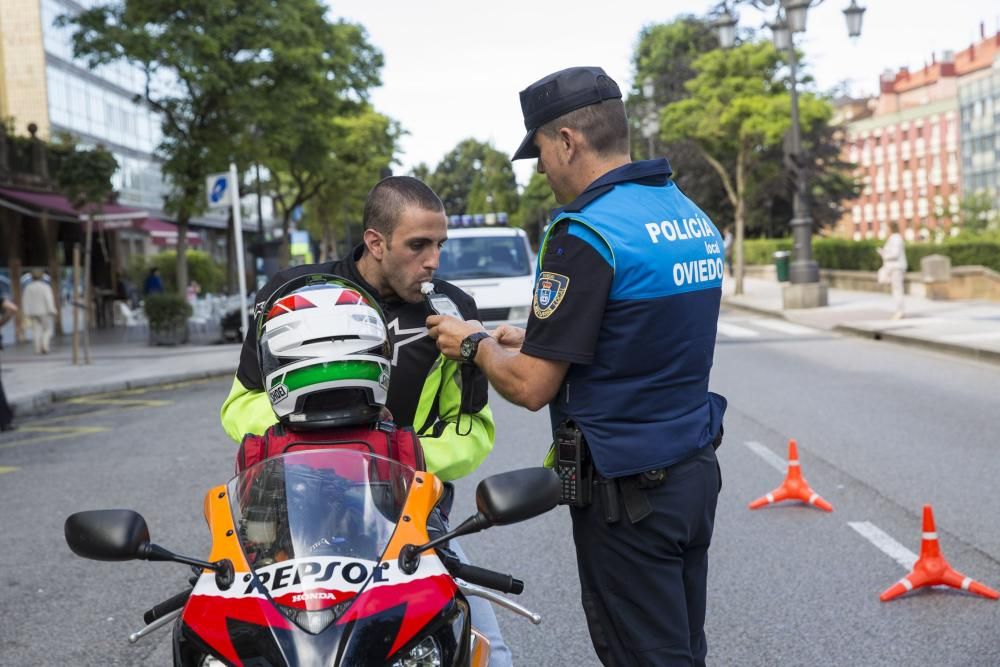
[521, 159, 727, 478]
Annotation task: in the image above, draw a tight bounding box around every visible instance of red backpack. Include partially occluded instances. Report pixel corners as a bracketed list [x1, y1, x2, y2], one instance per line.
[236, 421, 425, 476]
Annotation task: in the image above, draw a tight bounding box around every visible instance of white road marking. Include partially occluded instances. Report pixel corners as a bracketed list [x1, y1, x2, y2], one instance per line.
[753, 319, 816, 336]
[744, 441, 787, 473]
[848, 521, 918, 570]
[717, 322, 760, 338]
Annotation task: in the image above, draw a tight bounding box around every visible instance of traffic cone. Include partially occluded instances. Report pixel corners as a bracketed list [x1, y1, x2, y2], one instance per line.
[748, 439, 833, 512]
[879, 504, 998, 602]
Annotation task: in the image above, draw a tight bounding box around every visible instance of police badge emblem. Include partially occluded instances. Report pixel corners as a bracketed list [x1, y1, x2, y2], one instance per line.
[533, 271, 569, 319]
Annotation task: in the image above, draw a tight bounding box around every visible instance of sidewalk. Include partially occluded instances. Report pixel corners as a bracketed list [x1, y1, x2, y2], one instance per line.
[724, 276, 1000, 364]
[1, 327, 241, 418]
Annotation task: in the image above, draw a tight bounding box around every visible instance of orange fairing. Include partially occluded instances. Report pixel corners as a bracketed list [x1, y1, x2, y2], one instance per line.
[203, 484, 250, 572]
[383, 471, 445, 560]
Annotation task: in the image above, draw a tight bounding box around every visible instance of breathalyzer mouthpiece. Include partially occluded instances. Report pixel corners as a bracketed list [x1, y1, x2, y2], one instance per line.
[420, 282, 435, 296]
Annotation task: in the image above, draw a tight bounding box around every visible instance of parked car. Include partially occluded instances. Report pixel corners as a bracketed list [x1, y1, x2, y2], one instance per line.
[437, 224, 535, 327]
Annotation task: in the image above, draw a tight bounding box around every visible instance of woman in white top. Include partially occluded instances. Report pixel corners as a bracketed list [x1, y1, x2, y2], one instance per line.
[877, 222, 907, 319]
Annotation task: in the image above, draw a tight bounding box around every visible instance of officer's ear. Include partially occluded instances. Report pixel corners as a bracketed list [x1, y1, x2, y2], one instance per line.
[557, 127, 585, 163]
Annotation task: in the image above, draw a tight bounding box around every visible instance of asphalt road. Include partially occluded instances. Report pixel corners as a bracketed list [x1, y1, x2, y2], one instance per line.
[1, 308, 998, 665]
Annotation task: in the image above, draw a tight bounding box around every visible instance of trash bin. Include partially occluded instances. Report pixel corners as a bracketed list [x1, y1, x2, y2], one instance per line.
[773, 251, 790, 282]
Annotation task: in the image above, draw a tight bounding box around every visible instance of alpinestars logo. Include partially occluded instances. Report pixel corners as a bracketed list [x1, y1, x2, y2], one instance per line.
[386, 318, 427, 367]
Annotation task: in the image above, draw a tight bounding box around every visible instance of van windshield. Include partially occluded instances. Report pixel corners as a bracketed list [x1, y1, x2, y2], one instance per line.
[437, 236, 532, 280]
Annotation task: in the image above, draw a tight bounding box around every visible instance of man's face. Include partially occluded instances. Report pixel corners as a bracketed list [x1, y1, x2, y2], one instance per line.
[534, 131, 574, 204]
[378, 206, 448, 303]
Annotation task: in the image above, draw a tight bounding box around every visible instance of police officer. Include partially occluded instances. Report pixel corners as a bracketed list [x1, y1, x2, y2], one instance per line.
[221, 176, 513, 666]
[427, 67, 726, 666]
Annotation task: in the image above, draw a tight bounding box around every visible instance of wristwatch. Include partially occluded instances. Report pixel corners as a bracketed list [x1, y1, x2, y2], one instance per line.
[459, 332, 491, 363]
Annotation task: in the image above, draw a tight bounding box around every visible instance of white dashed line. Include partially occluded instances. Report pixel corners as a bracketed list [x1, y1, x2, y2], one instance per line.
[753, 319, 816, 336]
[848, 521, 918, 570]
[717, 322, 760, 338]
[744, 441, 787, 473]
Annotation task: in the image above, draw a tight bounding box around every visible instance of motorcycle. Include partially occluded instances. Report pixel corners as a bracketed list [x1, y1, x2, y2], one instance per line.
[65, 449, 560, 666]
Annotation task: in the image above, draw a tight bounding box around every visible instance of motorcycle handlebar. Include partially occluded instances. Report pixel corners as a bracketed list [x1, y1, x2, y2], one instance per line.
[143, 589, 192, 625]
[449, 562, 524, 595]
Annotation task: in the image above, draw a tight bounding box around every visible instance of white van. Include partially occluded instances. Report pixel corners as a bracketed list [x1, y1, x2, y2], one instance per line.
[437, 225, 535, 327]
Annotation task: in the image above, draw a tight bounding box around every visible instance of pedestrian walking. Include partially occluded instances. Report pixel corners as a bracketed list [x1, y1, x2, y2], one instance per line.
[143, 267, 164, 296]
[0, 296, 17, 431]
[22, 270, 57, 354]
[878, 221, 907, 319]
[428, 66, 726, 666]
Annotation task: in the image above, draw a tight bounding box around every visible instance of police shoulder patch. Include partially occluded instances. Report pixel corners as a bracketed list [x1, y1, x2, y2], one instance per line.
[533, 272, 570, 320]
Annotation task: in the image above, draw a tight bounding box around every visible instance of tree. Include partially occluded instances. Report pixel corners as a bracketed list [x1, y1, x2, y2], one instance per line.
[956, 191, 999, 235]
[304, 107, 401, 260]
[426, 139, 519, 217]
[513, 172, 557, 249]
[61, 0, 383, 285]
[627, 17, 732, 226]
[55, 144, 118, 361]
[254, 8, 384, 266]
[660, 41, 834, 294]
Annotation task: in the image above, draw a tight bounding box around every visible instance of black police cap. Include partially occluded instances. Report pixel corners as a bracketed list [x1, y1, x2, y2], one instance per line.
[511, 66, 622, 161]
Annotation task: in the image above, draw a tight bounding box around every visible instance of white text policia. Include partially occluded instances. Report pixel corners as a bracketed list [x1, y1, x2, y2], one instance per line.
[644, 217, 716, 244]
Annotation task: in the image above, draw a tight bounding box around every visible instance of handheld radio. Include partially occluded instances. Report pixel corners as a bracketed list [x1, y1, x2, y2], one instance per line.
[554, 422, 591, 507]
[421, 282, 463, 319]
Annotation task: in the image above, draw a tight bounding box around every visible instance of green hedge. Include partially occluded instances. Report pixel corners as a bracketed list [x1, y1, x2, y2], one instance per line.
[744, 238, 1000, 273]
[127, 250, 225, 294]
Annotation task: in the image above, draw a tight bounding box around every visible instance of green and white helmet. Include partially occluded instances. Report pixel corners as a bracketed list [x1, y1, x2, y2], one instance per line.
[257, 275, 392, 430]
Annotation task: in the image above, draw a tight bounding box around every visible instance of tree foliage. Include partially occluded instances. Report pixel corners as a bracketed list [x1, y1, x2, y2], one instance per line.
[55, 145, 118, 211]
[304, 107, 401, 259]
[514, 172, 557, 249]
[60, 0, 388, 284]
[423, 139, 519, 218]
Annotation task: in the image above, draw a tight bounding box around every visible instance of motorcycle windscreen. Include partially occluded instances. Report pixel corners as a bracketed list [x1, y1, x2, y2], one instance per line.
[227, 449, 414, 633]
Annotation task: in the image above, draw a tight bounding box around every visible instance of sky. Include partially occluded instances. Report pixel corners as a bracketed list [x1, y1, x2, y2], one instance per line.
[329, 0, 1000, 189]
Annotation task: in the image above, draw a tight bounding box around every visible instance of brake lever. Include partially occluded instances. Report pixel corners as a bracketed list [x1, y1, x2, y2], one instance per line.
[456, 580, 542, 625]
[128, 607, 182, 644]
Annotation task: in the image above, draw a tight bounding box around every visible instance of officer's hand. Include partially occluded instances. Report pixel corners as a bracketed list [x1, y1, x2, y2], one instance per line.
[491, 324, 525, 350]
[426, 315, 486, 360]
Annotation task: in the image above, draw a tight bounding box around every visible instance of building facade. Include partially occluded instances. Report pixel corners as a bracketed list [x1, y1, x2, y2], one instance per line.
[957, 33, 1000, 204]
[839, 28, 1000, 240]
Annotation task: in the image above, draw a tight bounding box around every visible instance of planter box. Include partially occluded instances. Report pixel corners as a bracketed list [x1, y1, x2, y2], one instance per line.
[149, 322, 190, 346]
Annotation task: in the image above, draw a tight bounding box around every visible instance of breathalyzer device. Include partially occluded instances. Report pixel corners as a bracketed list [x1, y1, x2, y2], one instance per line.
[421, 282, 463, 319]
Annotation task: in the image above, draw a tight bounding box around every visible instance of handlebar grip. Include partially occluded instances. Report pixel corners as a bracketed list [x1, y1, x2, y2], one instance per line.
[143, 589, 192, 625]
[451, 562, 524, 595]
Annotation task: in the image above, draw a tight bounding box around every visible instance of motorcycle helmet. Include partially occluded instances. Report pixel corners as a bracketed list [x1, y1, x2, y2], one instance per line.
[257, 274, 392, 430]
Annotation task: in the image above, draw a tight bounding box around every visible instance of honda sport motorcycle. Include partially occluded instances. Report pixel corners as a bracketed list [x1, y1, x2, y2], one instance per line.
[65, 449, 560, 666]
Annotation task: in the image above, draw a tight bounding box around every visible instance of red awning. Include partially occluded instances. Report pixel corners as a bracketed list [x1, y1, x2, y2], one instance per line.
[0, 186, 149, 230]
[142, 218, 203, 247]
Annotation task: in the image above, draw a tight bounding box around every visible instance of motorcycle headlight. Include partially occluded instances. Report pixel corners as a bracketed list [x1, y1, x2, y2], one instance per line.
[391, 598, 467, 667]
[391, 636, 442, 667]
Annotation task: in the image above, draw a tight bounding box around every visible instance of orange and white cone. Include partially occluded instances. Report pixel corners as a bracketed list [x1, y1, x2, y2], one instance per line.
[748, 439, 833, 512]
[880, 504, 998, 601]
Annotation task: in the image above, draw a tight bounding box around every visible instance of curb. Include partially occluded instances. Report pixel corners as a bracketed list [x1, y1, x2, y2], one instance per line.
[721, 297, 788, 321]
[10, 367, 235, 418]
[832, 324, 1000, 366]
[723, 296, 1000, 366]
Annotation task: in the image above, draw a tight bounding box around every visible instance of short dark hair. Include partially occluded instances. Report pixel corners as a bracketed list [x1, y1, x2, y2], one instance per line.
[538, 98, 630, 157]
[363, 176, 444, 238]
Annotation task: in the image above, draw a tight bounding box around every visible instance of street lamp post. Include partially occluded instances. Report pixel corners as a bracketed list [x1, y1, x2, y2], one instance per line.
[712, 0, 865, 308]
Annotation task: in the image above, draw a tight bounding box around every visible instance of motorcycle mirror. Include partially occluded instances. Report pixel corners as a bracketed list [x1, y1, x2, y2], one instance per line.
[475, 467, 561, 526]
[65, 509, 151, 561]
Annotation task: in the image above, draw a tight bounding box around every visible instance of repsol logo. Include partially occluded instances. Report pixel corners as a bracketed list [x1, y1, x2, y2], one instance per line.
[245, 559, 390, 595]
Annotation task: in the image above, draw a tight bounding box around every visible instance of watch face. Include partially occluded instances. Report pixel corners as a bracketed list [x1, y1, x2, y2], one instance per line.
[460, 337, 475, 360]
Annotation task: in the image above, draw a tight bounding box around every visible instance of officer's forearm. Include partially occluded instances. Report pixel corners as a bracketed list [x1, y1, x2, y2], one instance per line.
[474, 339, 567, 411]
